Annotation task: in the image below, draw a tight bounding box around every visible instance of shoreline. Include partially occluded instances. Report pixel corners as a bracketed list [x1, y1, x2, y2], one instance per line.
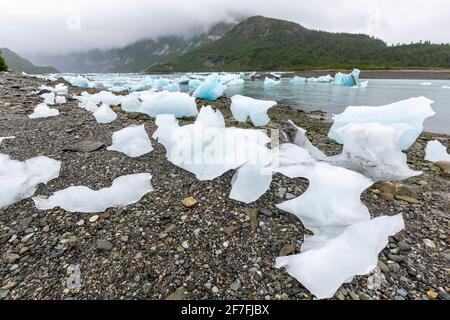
[0, 73, 449, 300]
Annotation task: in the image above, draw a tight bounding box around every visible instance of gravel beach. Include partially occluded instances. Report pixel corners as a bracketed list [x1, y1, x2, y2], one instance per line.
[0, 73, 448, 300]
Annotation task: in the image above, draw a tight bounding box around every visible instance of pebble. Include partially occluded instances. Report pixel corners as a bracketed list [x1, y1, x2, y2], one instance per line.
[89, 215, 99, 223]
[96, 239, 113, 251]
[212, 286, 219, 294]
[20, 233, 34, 243]
[76, 219, 85, 226]
[68, 236, 81, 247]
[423, 239, 436, 249]
[182, 197, 198, 208]
[426, 290, 438, 299]
[398, 240, 412, 251]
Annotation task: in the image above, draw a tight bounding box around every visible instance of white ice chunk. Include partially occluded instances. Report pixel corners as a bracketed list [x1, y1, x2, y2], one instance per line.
[420, 82, 432, 86]
[227, 78, 245, 86]
[219, 73, 239, 85]
[275, 214, 405, 299]
[328, 97, 435, 150]
[425, 140, 450, 162]
[64, 75, 91, 88]
[93, 104, 117, 124]
[39, 83, 68, 95]
[264, 77, 280, 86]
[274, 144, 373, 230]
[140, 91, 198, 118]
[153, 78, 170, 91]
[188, 79, 202, 91]
[40, 92, 55, 105]
[29, 103, 60, 119]
[230, 163, 272, 204]
[292, 76, 306, 85]
[359, 81, 368, 89]
[193, 73, 226, 101]
[442, 85, 450, 89]
[317, 75, 333, 83]
[230, 95, 276, 127]
[163, 82, 181, 92]
[120, 92, 141, 112]
[107, 125, 153, 158]
[0, 154, 61, 208]
[55, 95, 66, 104]
[33, 173, 153, 213]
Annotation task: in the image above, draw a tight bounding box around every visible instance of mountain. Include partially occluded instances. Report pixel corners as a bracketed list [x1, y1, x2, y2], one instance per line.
[146, 16, 450, 72]
[28, 22, 236, 73]
[0, 48, 59, 74]
[0, 51, 7, 71]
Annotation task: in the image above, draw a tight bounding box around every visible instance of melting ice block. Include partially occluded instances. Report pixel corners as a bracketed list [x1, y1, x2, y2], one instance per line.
[163, 83, 181, 92]
[188, 79, 202, 91]
[219, 73, 240, 85]
[274, 144, 373, 230]
[425, 140, 450, 162]
[328, 97, 435, 150]
[33, 173, 153, 213]
[230, 95, 276, 127]
[39, 83, 68, 95]
[41, 92, 56, 105]
[93, 104, 117, 124]
[107, 125, 153, 158]
[264, 77, 280, 86]
[275, 214, 404, 299]
[153, 78, 170, 91]
[332, 69, 360, 87]
[153, 106, 272, 203]
[0, 153, 61, 208]
[317, 75, 333, 83]
[75, 91, 122, 106]
[120, 92, 141, 112]
[193, 73, 226, 101]
[292, 76, 306, 85]
[29, 103, 60, 119]
[282, 120, 422, 181]
[140, 91, 198, 118]
[55, 95, 66, 104]
[64, 75, 91, 88]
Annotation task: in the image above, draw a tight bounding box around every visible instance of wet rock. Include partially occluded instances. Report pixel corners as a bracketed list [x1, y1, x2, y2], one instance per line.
[279, 244, 296, 257]
[63, 140, 105, 153]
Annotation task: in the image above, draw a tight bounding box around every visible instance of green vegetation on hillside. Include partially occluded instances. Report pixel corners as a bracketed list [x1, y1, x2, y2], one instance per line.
[0, 50, 7, 71]
[1, 48, 59, 74]
[147, 16, 450, 72]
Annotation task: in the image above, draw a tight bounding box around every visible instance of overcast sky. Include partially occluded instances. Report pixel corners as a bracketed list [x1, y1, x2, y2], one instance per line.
[1, 0, 450, 55]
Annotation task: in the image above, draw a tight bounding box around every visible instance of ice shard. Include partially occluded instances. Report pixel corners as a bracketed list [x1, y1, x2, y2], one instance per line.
[153, 78, 171, 91]
[0, 153, 61, 209]
[41, 92, 55, 105]
[275, 214, 405, 299]
[39, 83, 68, 95]
[55, 95, 67, 104]
[292, 76, 306, 85]
[107, 125, 153, 158]
[264, 77, 280, 86]
[29, 103, 60, 119]
[64, 75, 91, 88]
[230, 95, 277, 127]
[119, 92, 141, 113]
[33, 173, 153, 213]
[140, 91, 198, 118]
[193, 73, 227, 101]
[425, 140, 450, 162]
[188, 79, 202, 91]
[93, 104, 117, 124]
[328, 97, 435, 150]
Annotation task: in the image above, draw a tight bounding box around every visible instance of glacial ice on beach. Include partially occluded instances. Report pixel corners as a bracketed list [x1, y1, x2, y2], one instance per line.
[188, 79, 202, 91]
[55, 95, 66, 104]
[264, 77, 280, 86]
[332, 69, 360, 87]
[33, 173, 153, 213]
[163, 82, 181, 92]
[107, 125, 153, 158]
[425, 140, 450, 162]
[0, 153, 61, 209]
[119, 92, 141, 113]
[39, 83, 68, 95]
[140, 91, 198, 118]
[153, 78, 170, 91]
[29, 103, 60, 119]
[328, 97, 435, 150]
[41, 92, 56, 105]
[230, 95, 276, 127]
[93, 104, 117, 124]
[64, 75, 91, 88]
[153, 106, 272, 203]
[193, 73, 227, 101]
[281, 120, 422, 181]
[275, 214, 405, 299]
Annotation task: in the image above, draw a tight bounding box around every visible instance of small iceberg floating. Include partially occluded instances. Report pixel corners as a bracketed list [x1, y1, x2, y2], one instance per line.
[332, 69, 360, 87]
[107, 125, 153, 158]
[264, 77, 280, 86]
[33, 173, 154, 213]
[193, 73, 227, 101]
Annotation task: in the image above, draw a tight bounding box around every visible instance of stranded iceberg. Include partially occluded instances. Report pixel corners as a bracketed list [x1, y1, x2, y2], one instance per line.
[230, 95, 277, 127]
[425, 140, 450, 162]
[193, 73, 226, 101]
[107, 125, 153, 158]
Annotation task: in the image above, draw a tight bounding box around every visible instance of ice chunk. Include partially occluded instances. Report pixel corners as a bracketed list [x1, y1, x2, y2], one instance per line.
[55, 95, 66, 104]
[274, 144, 373, 230]
[140, 91, 198, 118]
[33, 173, 153, 213]
[420, 82, 432, 86]
[442, 85, 450, 89]
[230, 95, 276, 127]
[332, 69, 360, 87]
[193, 73, 226, 101]
[0, 153, 61, 208]
[239, 72, 245, 79]
[39, 83, 68, 95]
[107, 125, 153, 158]
[40, 92, 56, 105]
[163, 82, 181, 92]
[275, 214, 404, 299]
[188, 79, 202, 91]
[292, 76, 306, 85]
[153, 106, 272, 202]
[227, 78, 245, 86]
[64, 75, 91, 88]
[120, 92, 141, 112]
[93, 104, 117, 124]
[328, 97, 435, 150]
[153, 78, 170, 91]
[425, 140, 450, 162]
[29, 103, 60, 119]
[219, 73, 239, 85]
[282, 120, 422, 181]
[264, 77, 280, 86]
[359, 81, 368, 89]
[317, 75, 333, 83]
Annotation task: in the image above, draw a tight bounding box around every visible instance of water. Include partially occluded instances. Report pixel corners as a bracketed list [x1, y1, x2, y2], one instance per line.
[51, 73, 450, 135]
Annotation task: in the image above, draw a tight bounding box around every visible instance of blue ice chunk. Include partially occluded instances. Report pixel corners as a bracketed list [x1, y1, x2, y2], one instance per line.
[239, 72, 245, 79]
[264, 77, 280, 86]
[332, 69, 360, 87]
[193, 73, 226, 101]
[153, 78, 171, 91]
[64, 75, 91, 88]
[163, 82, 181, 92]
[292, 76, 306, 85]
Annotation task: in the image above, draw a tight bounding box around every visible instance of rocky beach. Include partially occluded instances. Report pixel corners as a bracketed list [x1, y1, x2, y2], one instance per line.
[0, 72, 449, 300]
